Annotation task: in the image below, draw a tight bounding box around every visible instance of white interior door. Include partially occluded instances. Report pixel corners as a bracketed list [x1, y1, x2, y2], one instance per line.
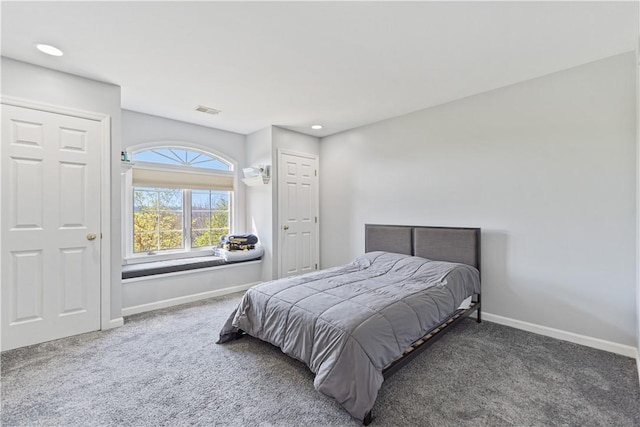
[278, 151, 319, 278]
[1, 104, 102, 351]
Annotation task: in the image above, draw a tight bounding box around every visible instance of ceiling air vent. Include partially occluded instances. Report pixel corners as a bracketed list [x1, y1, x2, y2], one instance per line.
[195, 105, 221, 115]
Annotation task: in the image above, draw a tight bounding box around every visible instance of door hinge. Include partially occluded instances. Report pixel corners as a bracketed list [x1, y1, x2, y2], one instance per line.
[315, 169, 317, 177]
[315, 216, 318, 224]
[315, 263, 318, 270]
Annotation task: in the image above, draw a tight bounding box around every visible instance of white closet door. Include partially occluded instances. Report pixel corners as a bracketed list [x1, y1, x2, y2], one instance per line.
[278, 151, 319, 278]
[1, 104, 102, 351]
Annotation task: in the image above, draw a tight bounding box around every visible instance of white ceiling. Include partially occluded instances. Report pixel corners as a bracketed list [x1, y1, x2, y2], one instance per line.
[1, 1, 638, 137]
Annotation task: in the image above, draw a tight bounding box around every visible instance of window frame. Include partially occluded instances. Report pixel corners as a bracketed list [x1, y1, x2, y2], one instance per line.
[130, 147, 233, 171]
[122, 142, 237, 265]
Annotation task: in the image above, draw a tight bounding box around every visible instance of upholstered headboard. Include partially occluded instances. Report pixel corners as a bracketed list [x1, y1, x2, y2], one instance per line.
[365, 224, 481, 272]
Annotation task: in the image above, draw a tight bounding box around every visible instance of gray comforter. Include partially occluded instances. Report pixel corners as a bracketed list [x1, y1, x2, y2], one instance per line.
[218, 251, 480, 421]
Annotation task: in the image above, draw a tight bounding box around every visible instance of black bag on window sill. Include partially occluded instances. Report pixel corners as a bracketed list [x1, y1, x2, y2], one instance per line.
[220, 234, 259, 245]
[222, 243, 256, 251]
[219, 234, 259, 251]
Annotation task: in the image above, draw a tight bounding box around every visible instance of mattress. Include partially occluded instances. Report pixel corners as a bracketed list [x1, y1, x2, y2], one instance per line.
[218, 251, 480, 421]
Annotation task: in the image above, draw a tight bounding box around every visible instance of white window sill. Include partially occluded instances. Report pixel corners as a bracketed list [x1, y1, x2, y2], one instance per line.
[124, 249, 215, 265]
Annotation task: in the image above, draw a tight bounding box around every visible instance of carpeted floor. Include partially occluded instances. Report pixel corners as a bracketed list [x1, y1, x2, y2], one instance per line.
[2, 292, 639, 426]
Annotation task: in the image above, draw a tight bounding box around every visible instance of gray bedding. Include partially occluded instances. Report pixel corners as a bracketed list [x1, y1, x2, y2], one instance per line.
[218, 251, 480, 421]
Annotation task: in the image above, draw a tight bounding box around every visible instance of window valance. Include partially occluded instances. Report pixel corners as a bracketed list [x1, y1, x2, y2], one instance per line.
[132, 165, 234, 191]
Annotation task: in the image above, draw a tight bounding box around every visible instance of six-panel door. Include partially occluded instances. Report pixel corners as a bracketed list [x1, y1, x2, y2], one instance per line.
[278, 151, 318, 278]
[1, 104, 102, 351]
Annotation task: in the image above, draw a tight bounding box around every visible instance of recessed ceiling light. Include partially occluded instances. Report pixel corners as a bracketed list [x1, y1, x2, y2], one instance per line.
[35, 43, 63, 57]
[311, 125, 323, 130]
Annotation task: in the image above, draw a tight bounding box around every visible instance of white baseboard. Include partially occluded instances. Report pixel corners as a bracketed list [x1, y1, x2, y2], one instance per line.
[104, 317, 124, 329]
[480, 312, 638, 359]
[121, 282, 258, 317]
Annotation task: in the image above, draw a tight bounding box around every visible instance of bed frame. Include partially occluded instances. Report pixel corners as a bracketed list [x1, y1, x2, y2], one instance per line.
[362, 224, 481, 425]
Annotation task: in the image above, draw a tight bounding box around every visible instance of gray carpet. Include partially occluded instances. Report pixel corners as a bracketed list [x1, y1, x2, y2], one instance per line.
[2, 292, 639, 426]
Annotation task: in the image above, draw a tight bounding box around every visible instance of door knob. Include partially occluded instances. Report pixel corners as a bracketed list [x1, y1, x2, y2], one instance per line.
[87, 233, 97, 241]
[283, 225, 289, 230]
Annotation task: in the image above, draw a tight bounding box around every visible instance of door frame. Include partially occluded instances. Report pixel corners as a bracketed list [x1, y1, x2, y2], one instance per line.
[1, 95, 112, 331]
[276, 149, 319, 279]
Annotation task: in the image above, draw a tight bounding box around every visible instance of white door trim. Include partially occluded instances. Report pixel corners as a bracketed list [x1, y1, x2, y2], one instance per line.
[276, 149, 319, 279]
[1, 95, 112, 331]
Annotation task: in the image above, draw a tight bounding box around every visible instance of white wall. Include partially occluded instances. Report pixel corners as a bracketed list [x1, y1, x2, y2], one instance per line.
[246, 127, 274, 281]
[122, 109, 246, 159]
[272, 126, 321, 157]
[121, 261, 262, 315]
[321, 52, 637, 347]
[1, 57, 123, 322]
[244, 126, 320, 281]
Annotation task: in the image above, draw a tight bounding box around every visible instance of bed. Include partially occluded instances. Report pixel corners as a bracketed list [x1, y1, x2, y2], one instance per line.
[218, 224, 481, 424]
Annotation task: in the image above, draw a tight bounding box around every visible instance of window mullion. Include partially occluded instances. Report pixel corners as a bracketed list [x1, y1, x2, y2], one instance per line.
[155, 189, 161, 252]
[185, 189, 192, 251]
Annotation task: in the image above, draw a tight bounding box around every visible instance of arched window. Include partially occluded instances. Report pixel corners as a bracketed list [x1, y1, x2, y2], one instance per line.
[132, 147, 232, 171]
[127, 145, 235, 257]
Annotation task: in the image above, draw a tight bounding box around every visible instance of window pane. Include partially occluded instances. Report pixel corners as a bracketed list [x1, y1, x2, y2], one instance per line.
[191, 158, 231, 170]
[189, 190, 230, 248]
[134, 232, 159, 253]
[133, 187, 184, 253]
[159, 211, 183, 231]
[186, 150, 203, 163]
[192, 190, 211, 209]
[133, 211, 158, 230]
[192, 228, 229, 248]
[191, 229, 212, 248]
[134, 189, 158, 211]
[159, 231, 183, 250]
[132, 148, 231, 171]
[132, 150, 177, 165]
[191, 211, 210, 229]
[211, 211, 229, 229]
[210, 228, 228, 245]
[158, 189, 182, 210]
[211, 192, 229, 209]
